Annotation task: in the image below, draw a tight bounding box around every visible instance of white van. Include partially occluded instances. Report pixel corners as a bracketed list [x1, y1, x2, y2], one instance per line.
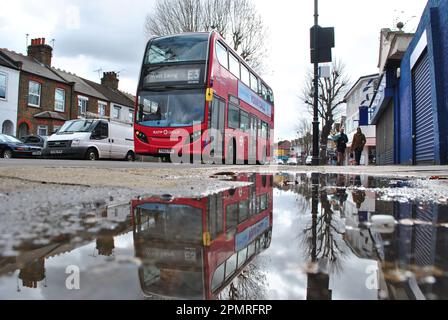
[43, 119, 135, 161]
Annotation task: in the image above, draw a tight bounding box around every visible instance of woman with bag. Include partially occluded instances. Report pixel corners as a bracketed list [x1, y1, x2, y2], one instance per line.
[351, 127, 367, 166]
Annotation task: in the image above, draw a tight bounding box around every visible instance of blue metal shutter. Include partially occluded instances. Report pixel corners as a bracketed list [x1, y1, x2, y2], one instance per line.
[412, 51, 435, 164]
[413, 204, 436, 267]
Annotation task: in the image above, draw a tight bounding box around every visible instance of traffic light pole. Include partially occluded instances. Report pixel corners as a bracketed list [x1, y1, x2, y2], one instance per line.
[312, 0, 320, 166]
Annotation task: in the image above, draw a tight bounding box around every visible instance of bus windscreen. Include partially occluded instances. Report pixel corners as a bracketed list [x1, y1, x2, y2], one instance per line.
[137, 89, 205, 128]
[145, 34, 209, 65]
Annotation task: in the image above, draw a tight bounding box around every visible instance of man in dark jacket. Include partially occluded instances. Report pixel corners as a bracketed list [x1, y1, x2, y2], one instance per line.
[351, 127, 367, 166]
[336, 128, 349, 166]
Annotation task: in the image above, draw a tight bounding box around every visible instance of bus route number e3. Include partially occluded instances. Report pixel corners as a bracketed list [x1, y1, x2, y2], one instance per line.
[221, 305, 272, 316]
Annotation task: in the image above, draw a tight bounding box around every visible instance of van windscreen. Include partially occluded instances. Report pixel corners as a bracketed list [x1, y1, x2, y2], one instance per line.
[58, 120, 97, 134]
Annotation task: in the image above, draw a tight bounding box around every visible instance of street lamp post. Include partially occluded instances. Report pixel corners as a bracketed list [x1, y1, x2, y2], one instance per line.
[312, 0, 320, 166]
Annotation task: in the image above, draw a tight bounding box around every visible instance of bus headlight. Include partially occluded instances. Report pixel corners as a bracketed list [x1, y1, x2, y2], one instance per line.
[136, 130, 148, 143]
[72, 139, 81, 146]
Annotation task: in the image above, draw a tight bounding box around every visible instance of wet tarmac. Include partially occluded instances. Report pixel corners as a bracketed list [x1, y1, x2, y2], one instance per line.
[1, 172, 448, 300]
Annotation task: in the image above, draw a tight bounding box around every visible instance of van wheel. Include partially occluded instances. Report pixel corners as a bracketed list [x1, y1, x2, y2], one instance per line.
[126, 151, 136, 162]
[2, 148, 13, 159]
[161, 156, 172, 163]
[85, 148, 98, 161]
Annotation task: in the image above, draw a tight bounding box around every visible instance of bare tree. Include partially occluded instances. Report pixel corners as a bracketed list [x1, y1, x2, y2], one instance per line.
[145, 0, 203, 36]
[229, 0, 267, 71]
[218, 263, 268, 300]
[296, 118, 313, 157]
[145, 0, 267, 71]
[203, 0, 231, 35]
[301, 61, 350, 164]
[301, 175, 348, 276]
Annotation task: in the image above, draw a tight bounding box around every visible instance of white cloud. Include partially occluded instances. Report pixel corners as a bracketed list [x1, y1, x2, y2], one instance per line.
[255, 0, 427, 141]
[0, 0, 428, 140]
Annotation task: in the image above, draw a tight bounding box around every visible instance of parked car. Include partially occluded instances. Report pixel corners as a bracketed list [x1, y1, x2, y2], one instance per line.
[306, 156, 313, 166]
[20, 135, 48, 148]
[276, 158, 285, 165]
[0, 134, 43, 159]
[43, 119, 135, 161]
[287, 158, 299, 166]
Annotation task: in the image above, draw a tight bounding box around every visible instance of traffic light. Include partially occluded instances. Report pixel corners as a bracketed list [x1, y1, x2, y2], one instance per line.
[310, 26, 335, 63]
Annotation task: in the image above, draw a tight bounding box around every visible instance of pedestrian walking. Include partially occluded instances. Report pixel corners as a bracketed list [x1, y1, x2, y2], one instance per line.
[351, 127, 367, 166]
[335, 128, 349, 166]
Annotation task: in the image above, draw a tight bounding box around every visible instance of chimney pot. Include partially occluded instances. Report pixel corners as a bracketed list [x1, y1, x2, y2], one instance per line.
[27, 37, 53, 66]
[101, 71, 119, 90]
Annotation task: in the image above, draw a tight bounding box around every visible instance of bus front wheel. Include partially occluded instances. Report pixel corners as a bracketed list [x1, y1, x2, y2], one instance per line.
[257, 148, 267, 165]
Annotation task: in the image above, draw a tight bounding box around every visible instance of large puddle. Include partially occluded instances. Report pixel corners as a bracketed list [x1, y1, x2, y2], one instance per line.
[1, 173, 447, 300]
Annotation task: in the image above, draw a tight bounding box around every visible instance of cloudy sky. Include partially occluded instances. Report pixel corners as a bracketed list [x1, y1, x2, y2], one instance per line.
[0, 0, 427, 140]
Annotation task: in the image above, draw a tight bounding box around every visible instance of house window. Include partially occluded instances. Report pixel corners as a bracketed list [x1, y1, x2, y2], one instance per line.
[55, 88, 65, 112]
[37, 125, 48, 136]
[28, 81, 41, 107]
[0, 73, 7, 99]
[53, 125, 61, 134]
[98, 102, 107, 117]
[112, 106, 121, 119]
[78, 96, 88, 116]
[129, 109, 134, 123]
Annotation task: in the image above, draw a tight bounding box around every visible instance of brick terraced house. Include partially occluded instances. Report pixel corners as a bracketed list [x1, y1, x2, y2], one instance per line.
[0, 39, 72, 137]
[0, 38, 135, 138]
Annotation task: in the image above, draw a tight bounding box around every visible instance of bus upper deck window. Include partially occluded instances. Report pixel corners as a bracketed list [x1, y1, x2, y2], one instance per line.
[250, 73, 258, 93]
[261, 84, 268, 100]
[241, 65, 250, 87]
[216, 42, 228, 69]
[268, 89, 274, 104]
[229, 53, 240, 79]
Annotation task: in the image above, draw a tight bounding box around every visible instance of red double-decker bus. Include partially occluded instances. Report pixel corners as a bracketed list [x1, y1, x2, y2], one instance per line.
[134, 32, 275, 164]
[131, 173, 273, 299]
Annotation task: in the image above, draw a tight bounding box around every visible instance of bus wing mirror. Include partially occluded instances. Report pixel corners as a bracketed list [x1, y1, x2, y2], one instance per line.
[206, 88, 214, 102]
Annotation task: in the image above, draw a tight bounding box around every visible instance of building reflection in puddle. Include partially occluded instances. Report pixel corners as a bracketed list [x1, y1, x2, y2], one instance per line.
[131, 173, 273, 300]
[0, 203, 134, 295]
[282, 173, 448, 300]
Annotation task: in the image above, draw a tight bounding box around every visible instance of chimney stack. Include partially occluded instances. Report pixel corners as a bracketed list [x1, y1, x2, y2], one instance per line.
[101, 72, 119, 90]
[27, 37, 53, 66]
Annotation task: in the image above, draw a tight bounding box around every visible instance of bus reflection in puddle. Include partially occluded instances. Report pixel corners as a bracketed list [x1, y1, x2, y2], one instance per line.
[131, 173, 273, 300]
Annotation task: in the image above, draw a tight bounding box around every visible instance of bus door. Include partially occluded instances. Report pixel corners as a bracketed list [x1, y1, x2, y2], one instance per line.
[249, 116, 258, 163]
[210, 97, 226, 158]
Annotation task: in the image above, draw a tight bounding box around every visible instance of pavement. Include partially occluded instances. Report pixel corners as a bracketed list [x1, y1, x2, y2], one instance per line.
[1, 159, 446, 216]
[0, 159, 447, 255]
[1, 160, 447, 194]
